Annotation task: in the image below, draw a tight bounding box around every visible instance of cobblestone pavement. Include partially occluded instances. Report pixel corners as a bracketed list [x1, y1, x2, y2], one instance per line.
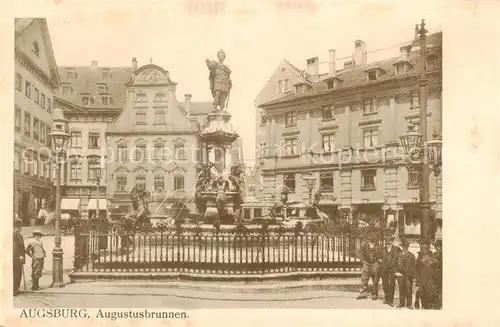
[14, 290, 392, 309]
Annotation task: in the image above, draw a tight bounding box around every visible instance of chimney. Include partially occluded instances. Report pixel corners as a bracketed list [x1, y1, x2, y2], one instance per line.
[353, 40, 367, 66]
[90, 61, 98, 71]
[328, 49, 336, 77]
[184, 94, 192, 115]
[132, 58, 138, 71]
[306, 57, 319, 76]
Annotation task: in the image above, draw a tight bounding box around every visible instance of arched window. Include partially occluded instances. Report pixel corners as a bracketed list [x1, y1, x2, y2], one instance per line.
[32, 41, 40, 57]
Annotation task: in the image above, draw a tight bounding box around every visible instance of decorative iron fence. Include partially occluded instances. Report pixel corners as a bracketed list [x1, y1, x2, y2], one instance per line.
[73, 226, 364, 275]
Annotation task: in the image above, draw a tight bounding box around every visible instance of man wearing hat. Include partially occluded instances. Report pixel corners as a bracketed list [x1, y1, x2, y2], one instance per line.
[25, 230, 46, 290]
[13, 219, 25, 296]
[381, 235, 401, 306]
[357, 232, 383, 300]
[415, 240, 439, 309]
[395, 238, 417, 309]
[433, 239, 443, 308]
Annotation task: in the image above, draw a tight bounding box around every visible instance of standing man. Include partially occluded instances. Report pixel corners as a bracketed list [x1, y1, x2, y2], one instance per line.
[206, 50, 232, 113]
[357, 233, 382, 300]
[25, 230, 46, 290]
[416, 241, 439, 309]
[433, 239, 443, 309]
[381, 235, 401, 306]
[395, 238, 417, 309]
[13, 219, 25, 296]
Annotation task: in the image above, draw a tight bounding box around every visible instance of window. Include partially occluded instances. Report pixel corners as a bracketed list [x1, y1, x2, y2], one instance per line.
[24, 112, 31, 136]
[25, 81, 31, 98]
[153, 144, 164, 161]
[62, 85, 71, 94]
[284, 79, 290, 92]
[67, 71, 77, 79]
[407, 167, 420, 188]
[363, 129, 379, 148]
[101, 96, 112, 105]
[154, 176, 164, 191]
[40, 156, 48, 179]
[278, 80, 283, 93]
[33, 155, 38, 176]
[363, 99, 377, 114]
[368, 70, 377, 81]
[136, 176, 146, 191]
[426, 57, 439, 70]
[284, 173, 296, 193]
[32, 42, 39, 56]
[174, 144, 186, 160]
[136, 91, 146, 102]
[117, 145, 128, 162]
[14, 152, 21, 171]
[33, 118, 39, 141]
[15, 74, 22, 91]
[41, 93, 46, 109]
[82, 96, 89, 106]
[134, 145, 146, 161]
[88, 132, 100, 149]
[23, 152, 31, 175]
[44, 159, 50, 180]
[322, 105, 334, 120]
[322, 134, 335, 152]
[101, 70, 110, 79]
[174, 176, 185, 191]
[154, 111, 165, 124]
[87, 157, 101, 181]
[410, 93, 419, 108]
[15, 107, 21, 132]
[136, 112, 147, 125]
[319, 172, 334, 192]
[284, 138, 297, 156]
[260, 111, 267, 125]
[46, 127, 51, 147]
[70, 160, 82, 182]
[70, 131, 82, 148]
[285, 112, 296, 126]
[40, 123, 45, 143]
[117, 176, 127, 192]
[34, 88, 40, 104]
[155, 93, 165, 101]
[361, 169, 376, 190]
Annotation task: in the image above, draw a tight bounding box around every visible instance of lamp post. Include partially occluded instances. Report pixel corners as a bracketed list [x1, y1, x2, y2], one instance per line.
[303, 172, 316, 203]
[92, 166, 103, 220]
[49, 108, 70, 288]
[399, 19, 442, 246]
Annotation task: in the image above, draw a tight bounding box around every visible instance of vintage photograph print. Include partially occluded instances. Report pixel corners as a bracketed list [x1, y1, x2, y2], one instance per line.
[12, 9, 442, 310]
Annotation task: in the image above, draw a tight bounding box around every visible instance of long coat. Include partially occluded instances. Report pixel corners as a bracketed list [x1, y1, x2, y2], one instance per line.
[13, 232, 25, 264]
[381, 246, 401, 273]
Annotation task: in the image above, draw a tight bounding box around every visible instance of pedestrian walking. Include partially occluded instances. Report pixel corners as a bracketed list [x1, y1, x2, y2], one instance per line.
[433, 239, 443, 309]
[381, 235, 400, 306]
[25, 230, 46, 290]
[357, 233, 382, 300]
[13, 219, 25, 296]
[415, 240, 439, 309]
[395, 238, 416, 309]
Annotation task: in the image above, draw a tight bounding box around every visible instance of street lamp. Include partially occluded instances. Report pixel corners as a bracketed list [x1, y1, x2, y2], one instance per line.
[399, 19, 442, 246]
[303, 172, 316, 203]
[92, 165, 103, 220]
[49, 108, 70, 288]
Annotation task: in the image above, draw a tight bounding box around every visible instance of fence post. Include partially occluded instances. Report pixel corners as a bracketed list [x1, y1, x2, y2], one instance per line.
[73, 224, 81, 271]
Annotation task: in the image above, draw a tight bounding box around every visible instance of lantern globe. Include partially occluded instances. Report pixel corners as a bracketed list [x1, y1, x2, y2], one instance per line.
[427, 138, 442, 164]
[399, 130, 422, 162]
[303, 173, 316, 191]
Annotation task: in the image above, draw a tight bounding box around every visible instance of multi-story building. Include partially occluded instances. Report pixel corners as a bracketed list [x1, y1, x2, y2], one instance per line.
[14, 18, 60, 225]
[257, 28, 442, 239]
[54, 61, 130, 219]
[105, 60, 212, 220]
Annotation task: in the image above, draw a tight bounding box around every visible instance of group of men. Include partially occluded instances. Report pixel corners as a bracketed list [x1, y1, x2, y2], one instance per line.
[13, 219, 47, 296]
[357, 233, 443, 309]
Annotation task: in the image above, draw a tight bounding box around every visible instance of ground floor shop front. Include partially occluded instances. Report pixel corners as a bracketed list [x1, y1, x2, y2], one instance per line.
[13, 173, 53, 226]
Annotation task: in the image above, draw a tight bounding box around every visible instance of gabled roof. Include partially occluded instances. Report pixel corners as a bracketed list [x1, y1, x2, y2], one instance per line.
[57, 66, 133, 109]
[15, 18, 61, 86]
[259, 32, 442, 108]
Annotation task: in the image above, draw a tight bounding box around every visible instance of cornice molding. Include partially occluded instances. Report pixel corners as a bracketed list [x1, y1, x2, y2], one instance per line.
[15, 47, 59, 90]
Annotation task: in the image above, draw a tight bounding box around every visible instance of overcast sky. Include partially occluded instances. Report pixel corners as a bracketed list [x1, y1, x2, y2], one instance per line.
[44, 1, 443, 165]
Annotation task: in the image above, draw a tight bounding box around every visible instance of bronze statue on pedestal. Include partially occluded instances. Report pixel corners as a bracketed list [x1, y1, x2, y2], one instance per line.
[206, 50, 232, 112]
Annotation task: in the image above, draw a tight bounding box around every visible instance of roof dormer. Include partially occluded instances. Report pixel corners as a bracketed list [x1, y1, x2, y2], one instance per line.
[97, 83, 109, 94]
[364, 66, 387, 81]
[393, 45, 414, 75]
[293, 80, 312, 94]
[324, 77, 344, 90]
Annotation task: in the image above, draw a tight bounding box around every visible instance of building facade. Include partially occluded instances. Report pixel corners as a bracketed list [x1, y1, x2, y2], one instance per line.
[258, 29, 442, 238]
[105, 61, 212, 220]
[14, 18, 60, 225]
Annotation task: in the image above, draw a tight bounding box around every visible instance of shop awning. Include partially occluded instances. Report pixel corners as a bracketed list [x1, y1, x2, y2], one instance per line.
[87, 199, 108, 210]
[61, 198, 80, 211]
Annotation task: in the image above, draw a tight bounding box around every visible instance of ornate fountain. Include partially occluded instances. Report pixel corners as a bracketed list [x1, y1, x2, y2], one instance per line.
[194, 50, 244, 224]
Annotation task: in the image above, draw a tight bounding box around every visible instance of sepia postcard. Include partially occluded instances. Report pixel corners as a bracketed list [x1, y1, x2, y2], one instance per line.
[1, 1, 500, 326]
